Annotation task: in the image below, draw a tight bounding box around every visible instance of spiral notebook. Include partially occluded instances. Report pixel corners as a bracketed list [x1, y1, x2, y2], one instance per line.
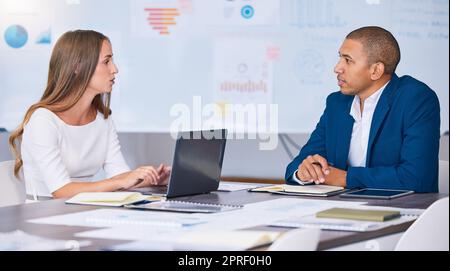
[124, 200, 243, 213]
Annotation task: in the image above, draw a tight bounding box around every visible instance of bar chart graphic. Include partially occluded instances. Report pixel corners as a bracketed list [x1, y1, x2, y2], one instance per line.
[290, 0, 346, 28]
[144, 8, 180, 35]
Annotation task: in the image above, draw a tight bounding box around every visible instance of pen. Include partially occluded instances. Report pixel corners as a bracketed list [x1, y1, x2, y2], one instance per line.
[130, 199, 152, 205]
[135, 178, 144, 185]
[117, 178, 144, 191]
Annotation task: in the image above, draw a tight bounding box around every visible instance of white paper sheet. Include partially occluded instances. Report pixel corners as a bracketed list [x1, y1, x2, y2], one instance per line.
[189, 198, 366, 231]
[28, 208, 208, 228]
[0, 230, 90, 251]
[217, 182, 269, 192]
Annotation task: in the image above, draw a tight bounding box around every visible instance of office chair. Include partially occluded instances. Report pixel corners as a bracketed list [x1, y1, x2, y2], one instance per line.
[395, 197, 449, 251]
[439, 160, 449, 194]
[0, 160, 26, 207]
[268, 228, 320, 251]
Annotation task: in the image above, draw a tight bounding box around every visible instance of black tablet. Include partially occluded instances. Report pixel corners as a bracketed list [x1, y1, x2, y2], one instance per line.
[339, 188, 414, 199]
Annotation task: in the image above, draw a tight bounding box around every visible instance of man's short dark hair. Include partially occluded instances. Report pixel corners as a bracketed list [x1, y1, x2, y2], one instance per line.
[346, 26, 401, 75]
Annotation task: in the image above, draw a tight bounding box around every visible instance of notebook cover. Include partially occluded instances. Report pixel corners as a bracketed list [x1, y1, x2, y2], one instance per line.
[316, 208, 401, 222]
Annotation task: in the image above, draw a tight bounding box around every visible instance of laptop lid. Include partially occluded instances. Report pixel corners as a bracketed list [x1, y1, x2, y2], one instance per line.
[165, 129, 227, 198]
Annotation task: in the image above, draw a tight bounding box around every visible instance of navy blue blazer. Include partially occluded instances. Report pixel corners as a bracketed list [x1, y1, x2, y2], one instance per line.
[285, 74, 440, 192]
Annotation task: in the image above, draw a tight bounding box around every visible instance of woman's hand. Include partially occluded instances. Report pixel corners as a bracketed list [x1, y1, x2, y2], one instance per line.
[112, 166, 161, 190]
[155, 164, 171, 186]
[128, 164, 172, 188]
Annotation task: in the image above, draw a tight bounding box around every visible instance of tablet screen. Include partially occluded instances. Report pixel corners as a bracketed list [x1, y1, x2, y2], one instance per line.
[351, 189, 406, 197]
[340, 188, 414, 199]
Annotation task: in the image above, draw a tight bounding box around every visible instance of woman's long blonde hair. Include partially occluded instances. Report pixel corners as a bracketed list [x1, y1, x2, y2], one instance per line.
[9, 30, 112, 177]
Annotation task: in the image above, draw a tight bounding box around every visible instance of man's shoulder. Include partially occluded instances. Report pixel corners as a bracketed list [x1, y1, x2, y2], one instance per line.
[395, 75, 439, 103]
[396, 75, 436, 95]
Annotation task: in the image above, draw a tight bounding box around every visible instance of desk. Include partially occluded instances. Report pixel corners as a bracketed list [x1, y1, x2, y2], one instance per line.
[0, 189, 445, 251]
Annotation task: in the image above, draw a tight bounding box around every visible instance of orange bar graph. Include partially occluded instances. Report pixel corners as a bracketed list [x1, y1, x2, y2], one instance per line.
[149, 22, 176, 25]
[145, 7, 180, 35]
[145, 8, 178, 11]
[149, 12, 180, 16]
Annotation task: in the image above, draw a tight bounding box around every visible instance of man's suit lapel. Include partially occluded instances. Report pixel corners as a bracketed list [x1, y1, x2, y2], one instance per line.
[335, 97, 354, 169]
[366, 74, 399, 166]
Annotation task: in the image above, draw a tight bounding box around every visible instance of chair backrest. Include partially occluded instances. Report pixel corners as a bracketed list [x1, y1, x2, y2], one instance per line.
[395, 197, 449, 251]
[439, 160, 449, 194]
[268, 228, 320, 251]
[0, 160, 26, 207]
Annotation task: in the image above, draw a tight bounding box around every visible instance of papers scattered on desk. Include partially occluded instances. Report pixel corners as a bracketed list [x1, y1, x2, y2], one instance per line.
[30, 198, 366, 232]
[191, 198, 366, 232]
[80, 227, 283, 251]
[0, 230, 91, 251]
[77, 225, 187, 245]
[72, 198, 364, 245]
[29, 198, 366, 249]
[28, 208, 207, 228]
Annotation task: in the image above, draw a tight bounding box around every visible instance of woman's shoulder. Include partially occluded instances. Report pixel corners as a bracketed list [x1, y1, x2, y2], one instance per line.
[28, 107, 59, 126]
[23, 108, 60, 138]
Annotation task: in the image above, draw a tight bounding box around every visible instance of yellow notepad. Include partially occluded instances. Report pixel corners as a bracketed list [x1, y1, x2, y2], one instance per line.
[316, 208, 401, 222]
[65, 192, 164, 207]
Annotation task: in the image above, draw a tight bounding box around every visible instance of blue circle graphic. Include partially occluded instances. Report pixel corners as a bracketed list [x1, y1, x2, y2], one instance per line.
[241, 5, 254, 19]
[4, 25, 28, 49]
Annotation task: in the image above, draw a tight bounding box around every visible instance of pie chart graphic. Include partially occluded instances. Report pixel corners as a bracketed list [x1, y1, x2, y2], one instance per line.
[241, 5, 254, 19]
[4, 25, 28, 48]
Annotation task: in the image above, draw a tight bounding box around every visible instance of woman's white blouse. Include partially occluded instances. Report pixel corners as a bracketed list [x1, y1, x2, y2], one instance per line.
[21, 108, 130, 197]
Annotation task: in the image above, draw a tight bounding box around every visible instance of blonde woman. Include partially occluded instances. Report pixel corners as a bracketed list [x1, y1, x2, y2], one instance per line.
[9, 30, 170, 199]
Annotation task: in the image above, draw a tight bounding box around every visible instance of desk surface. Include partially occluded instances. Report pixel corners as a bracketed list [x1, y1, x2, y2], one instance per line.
[0, 189, 446, 250]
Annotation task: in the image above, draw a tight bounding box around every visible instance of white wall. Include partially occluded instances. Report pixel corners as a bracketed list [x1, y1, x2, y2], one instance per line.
[1, 0, 449, 134]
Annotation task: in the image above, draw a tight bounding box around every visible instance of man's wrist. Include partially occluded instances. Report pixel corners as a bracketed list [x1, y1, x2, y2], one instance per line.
[340, 170, 348, 187]
[292, 170, 314, 185]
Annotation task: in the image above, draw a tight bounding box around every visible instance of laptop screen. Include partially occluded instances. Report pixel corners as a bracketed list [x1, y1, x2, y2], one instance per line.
[166, 129, 227, 198]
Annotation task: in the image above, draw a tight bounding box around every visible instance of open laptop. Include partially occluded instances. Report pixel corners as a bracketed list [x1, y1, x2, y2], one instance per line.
[130, 129, 227, 198]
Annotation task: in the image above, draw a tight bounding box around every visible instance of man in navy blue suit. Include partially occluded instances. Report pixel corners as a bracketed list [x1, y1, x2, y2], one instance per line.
[286, 26, 440, 192]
